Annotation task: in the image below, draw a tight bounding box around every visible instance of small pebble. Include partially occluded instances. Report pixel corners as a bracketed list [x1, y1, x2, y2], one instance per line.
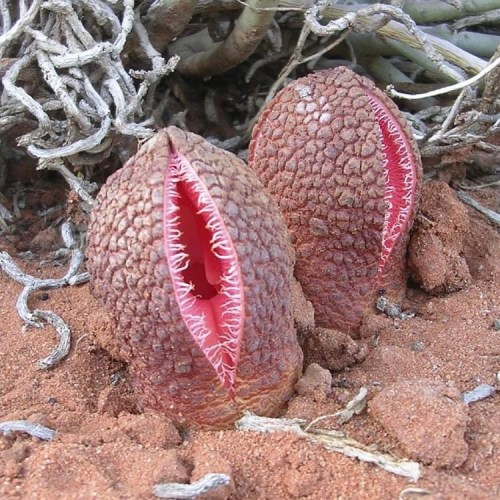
[409, 340, 425, 352]
[462, 384, 496, 404]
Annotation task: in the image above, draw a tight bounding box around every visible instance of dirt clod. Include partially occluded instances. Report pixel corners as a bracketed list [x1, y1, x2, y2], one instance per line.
[29, 227, 61, 254]
[117, 412, 182, 449]
[295, 363, 333, 400]
[302, 327, 368, 371]
[369, 379, 470, 467]
[408, 181, 471, 293]
[97, 384, 137, 417]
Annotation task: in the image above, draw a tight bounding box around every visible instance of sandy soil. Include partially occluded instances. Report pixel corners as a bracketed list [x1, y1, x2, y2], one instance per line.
[0, 178, 499, 499]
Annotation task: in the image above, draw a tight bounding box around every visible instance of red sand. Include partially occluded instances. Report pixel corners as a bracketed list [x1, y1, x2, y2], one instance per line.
[0, 180, 499, 499]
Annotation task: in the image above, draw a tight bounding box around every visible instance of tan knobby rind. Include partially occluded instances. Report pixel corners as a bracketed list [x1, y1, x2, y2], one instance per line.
[86, 127, 303, 428]
[249, 67, 422, 333]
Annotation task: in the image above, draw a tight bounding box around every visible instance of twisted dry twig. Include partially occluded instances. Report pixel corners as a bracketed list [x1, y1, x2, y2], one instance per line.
[0, 221, 88, 369]
[237, 413, 421, 481]
[153, 473, 231, 499]
[0, 420, 56, 440]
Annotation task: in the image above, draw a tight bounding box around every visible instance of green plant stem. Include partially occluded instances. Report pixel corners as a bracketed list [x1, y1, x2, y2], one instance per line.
[191, 1, 490, 78]
[289, 1, 487, 75]
[362, 55, 410, 83]
[422, 26, 500, 58]
[170, 0, 280, 77]
[402, 0, 500, 23]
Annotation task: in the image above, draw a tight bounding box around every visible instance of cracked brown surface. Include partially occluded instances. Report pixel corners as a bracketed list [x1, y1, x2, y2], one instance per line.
[86, 127, 302, 428]
[249, 67, 422, 333]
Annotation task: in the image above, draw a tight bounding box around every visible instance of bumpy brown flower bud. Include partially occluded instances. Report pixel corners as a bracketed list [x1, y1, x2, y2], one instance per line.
[86, 127, 303, 428]
[249, 67, 422, 333]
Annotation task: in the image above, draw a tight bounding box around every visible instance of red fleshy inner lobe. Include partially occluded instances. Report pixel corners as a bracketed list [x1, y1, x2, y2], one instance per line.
[366, 90, 417, 280]
[176, 183, 222, 300]
[163, 149, 243, 395]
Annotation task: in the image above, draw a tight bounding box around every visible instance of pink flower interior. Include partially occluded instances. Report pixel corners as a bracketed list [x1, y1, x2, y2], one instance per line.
[366, 90, 419, 281]
[163, 147, 243, 395]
